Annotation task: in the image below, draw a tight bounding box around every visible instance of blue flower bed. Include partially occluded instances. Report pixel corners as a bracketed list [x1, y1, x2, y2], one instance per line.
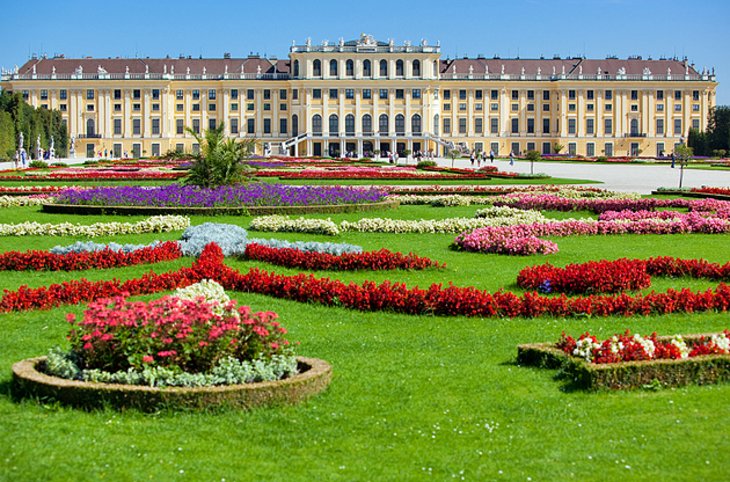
[50, 241, 160, 255]
[53, 184, 388, 208]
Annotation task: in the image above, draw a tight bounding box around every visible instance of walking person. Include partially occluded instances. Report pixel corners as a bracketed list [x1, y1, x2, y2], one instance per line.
[489, 149, 495, 163]
[671, 152, 676, 168]
[470, 150, 475, 167]
[509, 151, 515, 166]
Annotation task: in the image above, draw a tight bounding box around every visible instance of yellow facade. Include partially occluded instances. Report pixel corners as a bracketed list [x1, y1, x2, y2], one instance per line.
[0, 34, 717, 158]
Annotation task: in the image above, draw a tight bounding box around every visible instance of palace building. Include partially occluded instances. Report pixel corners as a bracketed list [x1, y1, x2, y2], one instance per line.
[0, 34, 718, 159]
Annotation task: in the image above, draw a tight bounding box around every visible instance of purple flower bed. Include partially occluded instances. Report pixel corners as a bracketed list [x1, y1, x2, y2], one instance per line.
[54, 184, 388, 207]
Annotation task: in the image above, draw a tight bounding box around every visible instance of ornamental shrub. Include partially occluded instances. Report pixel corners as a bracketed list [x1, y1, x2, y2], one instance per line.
[416, 160, 437, 169]
[179, 223, 249, 256]
[183, 125, 257, 188]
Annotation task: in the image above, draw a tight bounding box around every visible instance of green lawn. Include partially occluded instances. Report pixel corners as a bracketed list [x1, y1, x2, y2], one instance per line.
[0, 203, 728, 481]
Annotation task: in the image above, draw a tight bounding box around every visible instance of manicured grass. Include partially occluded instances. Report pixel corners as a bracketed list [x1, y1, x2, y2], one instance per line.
[259, 177, 601, 185]
[0, 201, 728, 480]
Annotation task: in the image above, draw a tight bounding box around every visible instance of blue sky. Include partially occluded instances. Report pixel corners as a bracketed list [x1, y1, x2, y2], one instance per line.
[2, 0, 728, 103]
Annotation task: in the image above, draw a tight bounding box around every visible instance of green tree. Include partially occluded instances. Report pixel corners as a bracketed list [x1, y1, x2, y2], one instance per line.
[707, 106, 730, 152]
[0, 111, 16, 160]
[687, 128, 709, 156]
[525, 150, 541, 175]
[448, 148, 460, 168]
[184, 124, 256, 187]
[675, 143, 693, 189]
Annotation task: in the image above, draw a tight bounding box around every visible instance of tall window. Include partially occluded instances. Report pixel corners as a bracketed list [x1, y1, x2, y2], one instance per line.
[363, 59, 372, 77]
[395, 114, 405, 135]
[568, 119, 576, 135]
[86, 119, 95, 136]
[511, 118, 519, 134]
[345, 114, 355, 136]
[312, 114, 322, 135]
[293, 60, 299, 77]
[346, 59, 354, 76]
[434, 114, 439, 135]
[604, 118, 613, 135]
[379, 114, 389, 135]
[674, 119, 682, 136]
[411, 114, 422, 135]
[313, 59, 321, 77]
[656, 119, 664, 135]
[292, 114, 298, 136]
[329, 114, 339, 135]
[379, 59, 388, 77]
[329, 59, 338, 76]
[630, 119, 639, 135]
[586, 118, 594, 135]
[412, 60, 421, 77]
[396, 59, 404, 76]
[362, 114, 372, 135]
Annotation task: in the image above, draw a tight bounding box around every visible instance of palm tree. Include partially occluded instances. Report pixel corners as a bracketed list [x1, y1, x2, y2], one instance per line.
[184, 125, 256, 187]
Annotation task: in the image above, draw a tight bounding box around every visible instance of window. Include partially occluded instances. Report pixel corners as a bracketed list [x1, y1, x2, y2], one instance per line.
[693, 104, 700, 112]
[379, 59, 388, 76]
[292, 89, 298, 100]
[279, 118, 287, 134]
[192, 119, 200, 133]
[293, 60, 300, 77]
[379, 89, 388, 99]
[511, 118, 519, 134]
[458, 118, 467, 134]
[527, 104, 535, 112]
[230, 89, 239, 100]
[209, 103, 217, 111]
[86, 89, 94, 100]
[586, 118, 594, 135]
[231, 118, 239, 134]
[175, 143, 184, 154]
[60, 89, 68, 100]
[443, 104, 451, 111]
[329, 114, 339, 135]
[175, 90, 183, 100]
[362, 89, 372, 99]
[443, 90, 451, 100]
[605, 104, 612, 111]
[86, 104, 94, 112]
[543, 90, 550, 101]
[692, 119, 700, 130]
[475, 103, 483, 111]
[656, 119, 664, 135]
[475, 90, 483, 100]
[114, 104, 121, 112]
[114, 119, 122, 135]
[412, 60, 421, 76]
[341, 89, 353, 100]
[443, 118, 451, 134]
[527, 118, 535, 134]
[292, 115, 299, 136]
[263, 118, 271, 134]
[396, 89, 404, 99]
[396, 114, 406, 135]
[587, 90, 594, 100]
[490, 118, 499, 134]
[279, 89, 287, 100]
[512, 104, 519, 111]
[434, 114, 439, 135]
[631, 104, 639, 112]
[412, 89, 421, 99]
[312, 115, 322, 135]
[656, 142, 665, 157]
[527, 142, 535, 152]
[86, 119, 96, 137]
[475, 118, 483, 134]
[346, 59, 354, 76]
[246, 103, 254, 111]
[631, 90, 638, 100]
[396, 59, 404, 76]
[152, 118, 160, 135]
[543, 104, 550, 112]
[543, 118, 550, 134]
[379, 114, 389, 135]
[569, 104, 576, 112]
[176, 104, 183, 112]
[152, 89, 160, 100]
[192, 90, 200, 100]
[674, 90, 682, 100]
[231, 103, 238, 111]
[586, 104, 594, 112]
[605, 90, 613, 100]
[657, 90, 664, 100]
[542, 142, 552, 155]
[674, 119, 682, 136]
[263, 90, 271, 100]
[246, 89, 254, 100]
[247, 118, 255, 134]
[133, 103, 141, 112]
[587, 143, 595, 157]
[490, 90, 498, 100]
[693, 90, 700, 101]
[176, 119, 184, 135]
[329, 59, 338, 76]
[329, 89, 338, 98]
[604, 118, 613, 135]
[59, 104, 67, 112]
[313, 59, 322, 76]
[568, 90, 576, 100]
[205, 117, 214, 132]
[460, 89, 467, 100]
[674, 104, 682, 112]
[21, 91, 29, 100]
[568, 118, 576, 135]
[280, 103, 287, 111]
[132, 119, 141, 136]
[40, 90, 48, 100]
[362, 114, 372, 135]
[192, 143, 200, 155]
[345, 114, 355, 136]
[192, 104, 200, 112]
[263, 103, 271, 111]
[568, 143, 577, 156]
[363, 59, 372, 77]
[605, 143, 613, 157]
[512, 143, 521, 155]
[151, 143, 160, 157]
[657, 104, 664, 112]
[630, 119, 640, 135]
[512, 90, 519, 100]
[313, 89, 322, 99]
[412, 114, 422, 135]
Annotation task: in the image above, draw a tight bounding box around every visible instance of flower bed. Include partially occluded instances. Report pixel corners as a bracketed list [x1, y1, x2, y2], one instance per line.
[518, 257, 730, 294]
[0, 241, 181, 271]
[0, 195, 53, 208]
[0, 186, 73, 196]
[241, 243, 444, 271]
[493, 193, 698, 213]
[6, 244, 730, 320]
[517, 331, 730, 390]
[0, 171, 185, 181]
[385, 185, 627, 197]
[0, 215, 190, 237]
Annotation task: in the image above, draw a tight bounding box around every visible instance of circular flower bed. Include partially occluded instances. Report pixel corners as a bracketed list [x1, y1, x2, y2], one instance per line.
[12, 280, 331, 411]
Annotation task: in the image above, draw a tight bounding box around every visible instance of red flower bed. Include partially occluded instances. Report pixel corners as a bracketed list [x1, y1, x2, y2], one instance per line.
[5, 244, 730, 320]
[242, 243, 444, 271]
[0, 172, 184, 182]
[692, 187, 730, 196]
[518, 257, 730, 295]
[259, 171, 488, 180]
[0, 242, 181, 272]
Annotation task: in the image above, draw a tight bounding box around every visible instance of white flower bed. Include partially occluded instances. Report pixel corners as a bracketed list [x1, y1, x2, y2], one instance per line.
[249, 215, 341, 236]
[0, 195, 55, 208]
[0, 215, 190, 237]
